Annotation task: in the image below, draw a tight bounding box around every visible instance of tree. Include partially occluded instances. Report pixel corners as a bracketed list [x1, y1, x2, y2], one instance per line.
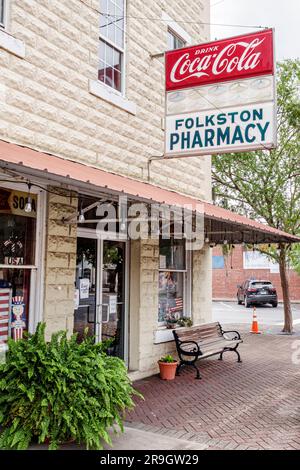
[212, 59, 300, 333]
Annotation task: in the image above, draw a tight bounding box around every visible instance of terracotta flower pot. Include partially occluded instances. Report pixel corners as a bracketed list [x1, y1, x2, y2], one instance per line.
[158, 361, 178, 380]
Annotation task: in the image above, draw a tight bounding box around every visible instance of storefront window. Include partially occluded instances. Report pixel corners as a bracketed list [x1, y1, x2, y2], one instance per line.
[0, 187, 38, 342]
[158, 237, 186, 323]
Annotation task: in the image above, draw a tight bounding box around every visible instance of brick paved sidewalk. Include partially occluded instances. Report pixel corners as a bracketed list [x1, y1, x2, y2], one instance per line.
[126, 329, 300, 450]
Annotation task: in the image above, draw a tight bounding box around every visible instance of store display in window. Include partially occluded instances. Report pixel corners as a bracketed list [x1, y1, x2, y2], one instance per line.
[11, 296, 26, 340]
[158, 271, 184, 323]
[0, 289, 11, 344]
[0, 186, 38, 341]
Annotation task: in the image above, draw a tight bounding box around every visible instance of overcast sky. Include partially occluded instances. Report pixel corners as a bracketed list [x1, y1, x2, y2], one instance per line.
[210, 0, 300, 60]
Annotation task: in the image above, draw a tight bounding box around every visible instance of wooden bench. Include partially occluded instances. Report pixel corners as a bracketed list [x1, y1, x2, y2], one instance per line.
[173, 322, 242, 379]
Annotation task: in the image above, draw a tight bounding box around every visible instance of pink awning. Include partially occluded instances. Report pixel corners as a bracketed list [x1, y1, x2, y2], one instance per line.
[0, 139, 299, 243]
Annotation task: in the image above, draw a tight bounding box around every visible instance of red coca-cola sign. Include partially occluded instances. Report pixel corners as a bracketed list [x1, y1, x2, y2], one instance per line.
[166, 29, 274, 91]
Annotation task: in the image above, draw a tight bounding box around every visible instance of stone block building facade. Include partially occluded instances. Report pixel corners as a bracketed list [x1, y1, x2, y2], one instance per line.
[0, 0, 213, 378]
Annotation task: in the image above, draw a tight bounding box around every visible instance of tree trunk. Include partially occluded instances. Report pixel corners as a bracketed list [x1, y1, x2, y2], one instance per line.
[278, 246, 293, 333]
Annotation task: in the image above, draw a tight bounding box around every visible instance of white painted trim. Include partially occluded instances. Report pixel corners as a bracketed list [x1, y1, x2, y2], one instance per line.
[89, 79, 137, 115]
[0, 28, 25, 58]
[0, 0, 9, 30]
[161, 11, 192, 45]
[98, 0, 126, 96]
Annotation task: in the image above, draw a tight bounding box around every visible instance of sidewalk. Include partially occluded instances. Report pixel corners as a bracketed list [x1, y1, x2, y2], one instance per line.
[126, 329, 300, 450]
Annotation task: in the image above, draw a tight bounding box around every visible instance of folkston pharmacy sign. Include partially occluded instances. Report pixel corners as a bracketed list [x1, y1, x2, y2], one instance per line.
[165, 29, 276, 157]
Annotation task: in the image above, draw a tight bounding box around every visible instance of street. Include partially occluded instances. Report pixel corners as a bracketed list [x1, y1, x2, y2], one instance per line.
[213, 301, 300, 327]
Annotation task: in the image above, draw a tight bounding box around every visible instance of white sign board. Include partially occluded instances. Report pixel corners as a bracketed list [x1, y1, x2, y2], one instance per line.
[243, 251, 279, 272]
[166, 102, 274, 156]
[109, 294, 117, 315]
[79, 278, 90, 300]
[165, 29, 276, 158]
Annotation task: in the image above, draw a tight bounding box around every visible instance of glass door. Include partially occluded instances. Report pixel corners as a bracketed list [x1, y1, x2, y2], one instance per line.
[100, 240, 126, 359]
[74, 235, 127, 360]
[74, 237, 98, 342]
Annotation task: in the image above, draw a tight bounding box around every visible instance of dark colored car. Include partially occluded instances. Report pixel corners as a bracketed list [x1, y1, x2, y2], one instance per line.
[237, 279, 278, 308]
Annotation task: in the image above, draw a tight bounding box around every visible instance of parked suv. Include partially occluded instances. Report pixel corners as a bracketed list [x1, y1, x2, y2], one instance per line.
[237, 280, 278, 308]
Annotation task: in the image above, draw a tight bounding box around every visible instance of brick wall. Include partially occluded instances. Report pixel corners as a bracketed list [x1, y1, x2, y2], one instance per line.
[212, 245, 300, 302]
[0, 0, 211, 201]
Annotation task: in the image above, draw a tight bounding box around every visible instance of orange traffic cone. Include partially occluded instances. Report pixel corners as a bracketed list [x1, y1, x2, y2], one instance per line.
[250, 306, 261, 334]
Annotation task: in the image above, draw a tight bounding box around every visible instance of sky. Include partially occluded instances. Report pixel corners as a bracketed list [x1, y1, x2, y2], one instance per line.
[210, 0, 300, 60]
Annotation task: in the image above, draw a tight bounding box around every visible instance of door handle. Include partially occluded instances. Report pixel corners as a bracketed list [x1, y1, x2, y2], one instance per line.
[96, 304, 110, 324]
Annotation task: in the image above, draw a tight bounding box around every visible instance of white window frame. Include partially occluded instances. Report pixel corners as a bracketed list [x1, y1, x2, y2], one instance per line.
[158, 240, 192, 327]
[167, 28, 186, 51]
[0, 181, 46, 334]
[0, 0, 8, 30]
[99, 0, 126, 96]
[162, 11, 192, 47]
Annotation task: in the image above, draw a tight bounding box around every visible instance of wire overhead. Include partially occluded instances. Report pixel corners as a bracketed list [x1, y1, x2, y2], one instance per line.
[78, 1, 268, 30]
[99, 12, 268, 30]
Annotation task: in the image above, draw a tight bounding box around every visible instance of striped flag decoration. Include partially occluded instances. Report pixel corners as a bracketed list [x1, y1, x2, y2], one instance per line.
[11, 296, 26, 341]
[0, 289, 12, 344]
[169, 297, 183, 313]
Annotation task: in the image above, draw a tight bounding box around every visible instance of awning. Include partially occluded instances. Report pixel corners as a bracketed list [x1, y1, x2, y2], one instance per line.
[0, 139, 299, 244]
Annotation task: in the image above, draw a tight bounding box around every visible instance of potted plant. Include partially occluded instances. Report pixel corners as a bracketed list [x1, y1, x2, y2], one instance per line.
[158, 354, 178, 380]
[0, 324, 142, 450]
[164, 311, 178, 329]
[177, 316, 193, 328]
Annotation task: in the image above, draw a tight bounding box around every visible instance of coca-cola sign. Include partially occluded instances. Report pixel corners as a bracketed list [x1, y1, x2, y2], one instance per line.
[166, 29, 274, 91]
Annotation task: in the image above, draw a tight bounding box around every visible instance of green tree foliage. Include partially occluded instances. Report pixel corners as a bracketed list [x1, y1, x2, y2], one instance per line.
[212, 59, 300, 333]
[0, 324, 141, 450]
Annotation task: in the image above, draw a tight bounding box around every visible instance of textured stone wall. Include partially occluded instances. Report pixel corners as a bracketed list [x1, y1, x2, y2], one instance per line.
[129, 239, 212, 379]
[0, 0, 211, 201]
[0, 0, 213, 374]
[43, 189, 78, 339]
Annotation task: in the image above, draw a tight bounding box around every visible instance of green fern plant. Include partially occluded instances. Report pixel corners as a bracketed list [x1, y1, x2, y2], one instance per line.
[0, 324, 141, 450]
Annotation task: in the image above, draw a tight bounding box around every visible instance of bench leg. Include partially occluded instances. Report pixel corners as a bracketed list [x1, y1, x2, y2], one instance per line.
[192, 362, 201, 380]
[176, 363, 183, 376]
[218, 352, 224, 361]
[234, 347, 242, 363]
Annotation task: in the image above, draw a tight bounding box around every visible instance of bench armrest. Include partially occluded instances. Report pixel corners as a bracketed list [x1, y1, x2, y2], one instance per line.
[222, 330, 241, 341]
[177, 340, 200, 355]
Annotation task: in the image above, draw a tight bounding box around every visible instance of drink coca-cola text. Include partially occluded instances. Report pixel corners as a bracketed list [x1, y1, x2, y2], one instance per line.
[166, 30, 274, 91]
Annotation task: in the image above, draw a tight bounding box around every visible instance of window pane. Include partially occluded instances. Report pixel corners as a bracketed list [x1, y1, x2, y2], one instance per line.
[113, 68, 122, 92]
[98, 59, 106, 84]
[158, 272, 184, 322]
[0, 269, 31, 340]
[0, 188, 37, 266]
[106, 42, 114, 66]
[167, 31, 174, 50]
[167, 29, 185, 50]
[106, 21, 115, 43]
[113, 48, 121, 70]
[115, 0, 124, 13]
[0, 0, 5, 27]
[98, 40, 122, 92]
[159, 238, 186, 270]
[115, 26, 124, 49]
[105, 66, 114, 87]
[99, 40, 105, 61]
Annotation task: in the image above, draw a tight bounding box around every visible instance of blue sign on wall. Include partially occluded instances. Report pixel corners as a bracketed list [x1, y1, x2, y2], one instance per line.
[212, 255, 225, 269]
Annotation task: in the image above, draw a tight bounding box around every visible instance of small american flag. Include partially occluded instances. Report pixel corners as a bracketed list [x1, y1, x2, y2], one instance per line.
[0, 289, 12, 344]
[169, 297, 183, 313]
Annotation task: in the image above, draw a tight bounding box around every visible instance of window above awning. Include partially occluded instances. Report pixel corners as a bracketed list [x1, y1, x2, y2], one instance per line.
[0, 139, 299, 245]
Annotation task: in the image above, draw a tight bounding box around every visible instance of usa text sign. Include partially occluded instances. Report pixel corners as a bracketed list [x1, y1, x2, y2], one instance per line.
[166, 29, 274, 91]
